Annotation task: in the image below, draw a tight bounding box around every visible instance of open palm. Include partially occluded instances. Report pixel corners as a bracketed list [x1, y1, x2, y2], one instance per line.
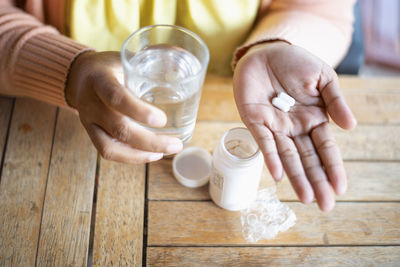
[233, 42, 357, 211]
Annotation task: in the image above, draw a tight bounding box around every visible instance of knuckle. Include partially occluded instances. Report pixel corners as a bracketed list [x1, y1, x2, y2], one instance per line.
[148, 137, 164, 152]
[149, 142, 159, 152]
[326, 95, 341, 107]
[299, 149, 316, 160]
[255, 132, 274, 144]
[98, 145, 114, 160]
[279, 148, 297, 159]
[308, 177, 326, 187]
[111, 92, 124, 107]
[290, 173, 305, 183]
[303, 164, 322, 177]
[100, 82, 123, 107]
[109, 89, 123, 107]
[325, 162, 343, 171]
[317, 139, 336, 151]
[111, 123, 130, 143]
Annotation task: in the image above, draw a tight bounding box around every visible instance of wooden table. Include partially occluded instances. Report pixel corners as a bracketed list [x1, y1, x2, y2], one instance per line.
[0, 75, 399, 266]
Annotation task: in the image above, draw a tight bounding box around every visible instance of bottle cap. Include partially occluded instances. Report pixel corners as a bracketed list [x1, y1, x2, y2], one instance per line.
[172, 146, 212, 188]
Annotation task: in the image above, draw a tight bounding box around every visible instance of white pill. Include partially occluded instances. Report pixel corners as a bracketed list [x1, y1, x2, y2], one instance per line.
[278, 92, 295, 106]
[272, 97, 291, 112]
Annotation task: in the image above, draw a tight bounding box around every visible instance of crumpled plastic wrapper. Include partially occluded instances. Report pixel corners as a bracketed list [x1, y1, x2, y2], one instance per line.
[240, 187, 296, 242]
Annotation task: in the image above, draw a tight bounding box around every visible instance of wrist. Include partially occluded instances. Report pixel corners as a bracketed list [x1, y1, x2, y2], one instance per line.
[233, 39, 290, 70]
[246, 39, 290, 55]
[65, 51, 96, 108]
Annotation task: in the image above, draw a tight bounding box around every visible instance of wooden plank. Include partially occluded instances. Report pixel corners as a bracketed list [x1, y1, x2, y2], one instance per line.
[264, 161, 400, 201]
[147, 246, 400, 266]
[148, 159, 209, 201]
[189, 121, 243, 154]
[148, 161, 400, 201]
[36, 109, 97, 266]
[198, 75, 400, 124]
[0, 97, 13, 161]
[198, 75, 240, 122]
[148, 202, 400, 246]
[92, 159, 145, 266]
[334, 124, 400, 160]
[340, 76, 400, 125]
[188, 122, 400, 160]
[0, 99, 56, 266]
[149, 120, 400, 201]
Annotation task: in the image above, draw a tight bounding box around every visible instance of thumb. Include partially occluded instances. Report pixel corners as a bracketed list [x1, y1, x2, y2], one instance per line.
[319, 65, 357, 130]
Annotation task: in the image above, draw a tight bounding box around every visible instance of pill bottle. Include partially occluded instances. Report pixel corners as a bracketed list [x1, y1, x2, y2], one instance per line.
[209, 127, 264, 211]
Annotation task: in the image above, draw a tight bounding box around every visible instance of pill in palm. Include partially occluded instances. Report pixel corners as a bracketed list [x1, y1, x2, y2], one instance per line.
[272, 97, 291, 112]
[278, 92, 295, 106]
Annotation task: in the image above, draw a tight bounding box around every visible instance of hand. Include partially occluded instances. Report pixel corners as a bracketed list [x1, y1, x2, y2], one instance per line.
[66, 51, 183, 164]
[233, 42, 357, 211]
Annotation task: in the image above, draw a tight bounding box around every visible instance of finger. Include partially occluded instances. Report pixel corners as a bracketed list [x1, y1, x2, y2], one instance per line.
[247, 122, 283, 181]
[311, 122, 347, 195]
[319, 65, 357, 130]
[94, 73, 167, 127]
[294, 134, 335, 211]
[85, 123, 164, 164]
[275, 134, 314, 204]
[93, 106, 182, 154]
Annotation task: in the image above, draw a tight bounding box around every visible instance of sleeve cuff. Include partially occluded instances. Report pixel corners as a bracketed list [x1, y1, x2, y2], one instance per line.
[232, 10, 352, 70]
[11, 32, 94, 108]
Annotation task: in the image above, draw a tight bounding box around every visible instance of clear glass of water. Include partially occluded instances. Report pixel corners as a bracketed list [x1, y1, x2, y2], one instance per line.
[121, 24, 209, 146]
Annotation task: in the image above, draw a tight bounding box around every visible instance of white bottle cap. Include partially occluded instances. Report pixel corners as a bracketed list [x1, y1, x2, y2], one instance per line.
[172, 147, 212, 188]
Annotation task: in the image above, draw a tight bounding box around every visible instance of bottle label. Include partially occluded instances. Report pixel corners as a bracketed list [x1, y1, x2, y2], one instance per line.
[210, 165, 224, 190]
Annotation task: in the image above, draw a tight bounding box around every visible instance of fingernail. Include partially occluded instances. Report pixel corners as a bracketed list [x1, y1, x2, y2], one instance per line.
[337, 183, 347, 195]
[273, 169, 283, 182]
[148, 153, 163, 162]
[148, 112, 167, 127]
[166, 142, 183, 154]
[302, 191, 315, 204]
[274, 175, 282, 183]
[321, 201, 335, 212]
[336, 187, 345, 196]
[352, 117, 358, 127]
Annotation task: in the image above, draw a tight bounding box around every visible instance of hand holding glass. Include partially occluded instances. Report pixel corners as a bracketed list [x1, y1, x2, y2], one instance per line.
[121, 25, 209, 147]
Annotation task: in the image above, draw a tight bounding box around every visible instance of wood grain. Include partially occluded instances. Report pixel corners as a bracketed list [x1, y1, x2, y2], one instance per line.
[340, 76, 400, 124]
[35, 109, 97, 266]
[198, 75, 240, 121]
[148, 159, 209, 201]
[92, 159, 145, 266]
[0, 97, 13, 162]
[189, 121, 243, 154]
[334, 124, 400, 160]
[147, 246, 400, 267]
[148, 202, 400, 246]
[148, 161, 400, 201]
[188, 122, 400, 160]
[198, 75, 400, 124]
[0, 99, 56, 266]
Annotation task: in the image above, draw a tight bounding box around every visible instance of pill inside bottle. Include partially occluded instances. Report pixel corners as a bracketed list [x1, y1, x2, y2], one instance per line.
[225, 139, 257, 159]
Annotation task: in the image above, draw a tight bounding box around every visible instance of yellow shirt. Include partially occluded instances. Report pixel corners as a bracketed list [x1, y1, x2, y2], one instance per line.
[68, 0, 259, 75]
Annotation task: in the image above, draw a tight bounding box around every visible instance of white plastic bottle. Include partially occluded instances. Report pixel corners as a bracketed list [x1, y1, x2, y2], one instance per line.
[209, 127, 264, 211]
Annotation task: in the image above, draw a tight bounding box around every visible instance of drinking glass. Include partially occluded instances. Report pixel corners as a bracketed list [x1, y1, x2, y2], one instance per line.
[121, 24, 209, 145]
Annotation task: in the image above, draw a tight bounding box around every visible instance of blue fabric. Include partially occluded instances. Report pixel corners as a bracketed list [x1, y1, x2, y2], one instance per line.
[336, 1, 364, 75]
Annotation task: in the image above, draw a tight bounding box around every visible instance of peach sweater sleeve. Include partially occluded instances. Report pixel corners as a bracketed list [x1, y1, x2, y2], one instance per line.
[234, 0, 356, 68]
[0, 1, 93, 108]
